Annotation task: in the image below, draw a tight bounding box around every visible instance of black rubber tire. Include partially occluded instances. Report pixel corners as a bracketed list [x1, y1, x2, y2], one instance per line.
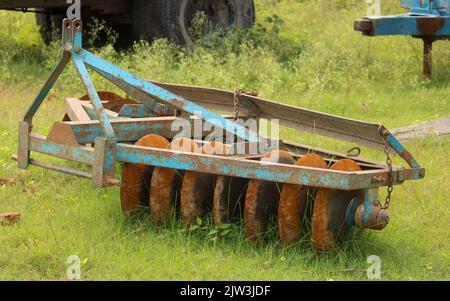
[132, 0, 164, 42]
[35, 11, 64, 45]
[113, 24, 135, 49]
[132, 0, 255, 45]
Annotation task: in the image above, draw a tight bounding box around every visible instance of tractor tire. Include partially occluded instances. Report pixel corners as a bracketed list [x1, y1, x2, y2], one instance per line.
[35, 13, 50, 44]
[35, 11, 64, 45]
[132, 0, 255, 45]
[35, 12, 51, 44]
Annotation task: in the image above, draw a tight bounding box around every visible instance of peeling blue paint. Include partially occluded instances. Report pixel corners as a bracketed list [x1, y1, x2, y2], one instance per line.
[80, 49, 261, 144]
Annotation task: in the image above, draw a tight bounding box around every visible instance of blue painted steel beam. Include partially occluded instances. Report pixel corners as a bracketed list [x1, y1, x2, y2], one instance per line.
[64, 117, 182, 144]
[70, 25, 115, 139]
[26, 132, 425, 189]
[359, 15, 450, 37]
[57, 115, 241, 145]
[385, 133, 421, 169]
[401, 0, 450, 16]
[79, 49, 262, 144]
[115, 143, 423, 190]
[72, 56, 116, 139]
[23, 50, 71, 124]
[29, 133, 94, 165]
[86, 65, 171, 116]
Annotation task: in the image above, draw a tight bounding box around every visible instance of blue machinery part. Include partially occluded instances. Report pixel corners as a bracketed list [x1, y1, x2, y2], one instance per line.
[15, 19, 425, 251]
[355, 0, 450, 77]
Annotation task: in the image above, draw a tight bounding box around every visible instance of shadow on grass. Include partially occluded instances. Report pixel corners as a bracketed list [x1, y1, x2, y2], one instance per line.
[115, 207, 405, 269]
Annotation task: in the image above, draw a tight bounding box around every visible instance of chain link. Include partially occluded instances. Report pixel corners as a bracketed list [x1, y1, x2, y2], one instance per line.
[382, 137, 394, 209]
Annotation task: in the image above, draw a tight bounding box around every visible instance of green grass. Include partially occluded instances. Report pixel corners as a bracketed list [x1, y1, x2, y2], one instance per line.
[0, 1, 449, 280]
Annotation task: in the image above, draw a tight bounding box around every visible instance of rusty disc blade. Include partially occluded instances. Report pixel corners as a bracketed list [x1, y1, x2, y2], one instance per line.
[181, 172, 216, 224]
[244, 150, 295, 241]
[311, 159, 362, 252]
[278, 154, 328, 246]
[80, 91, 123, 101]
[80, 91, 138, 113]
[170, 137, 202, 153]
[120, 134, 170, 216]
[149, 142, 183, 225]
[180, 141, 225, 224]
[213, 176, 248, 225]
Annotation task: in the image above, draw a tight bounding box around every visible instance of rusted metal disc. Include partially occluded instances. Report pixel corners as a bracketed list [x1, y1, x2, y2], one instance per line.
[278, 154, 328, 246]
[120, 134, 170, 216]
[180, 141, 225, 224]
[170, 137, 201, 153]
[80, 91, 138, 113]
[80, 91, 123, 101]
[312, 159, 362, 252]
[103, 98, 138, 113]
[213, 176, 248, 225]
[149, 143, 183, 225]
[244, 150, 295, 241]
[201, 140, 229, 156]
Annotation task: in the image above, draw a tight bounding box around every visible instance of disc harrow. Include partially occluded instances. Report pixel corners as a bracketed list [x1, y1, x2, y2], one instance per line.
[15, 19, 425, 252]
[278, 154, 328, 246]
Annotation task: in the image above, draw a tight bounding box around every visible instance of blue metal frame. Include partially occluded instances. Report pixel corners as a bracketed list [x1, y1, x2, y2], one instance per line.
[363, 15, 450, 36]
[402, 0, 449, 16]
[355, 1, 450, 77]
[357, 0, 450, 37]
[16, 19, 426, 227]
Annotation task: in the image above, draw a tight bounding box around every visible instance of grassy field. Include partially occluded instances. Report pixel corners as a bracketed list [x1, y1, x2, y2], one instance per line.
[0, 1, 449, 280]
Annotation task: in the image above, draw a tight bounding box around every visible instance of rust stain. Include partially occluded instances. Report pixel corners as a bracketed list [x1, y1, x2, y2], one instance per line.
[170, 100, 187, 109]
[417, 18, 444, 36]
[278, 154, 328, 246]
[354, 19, 373, 35]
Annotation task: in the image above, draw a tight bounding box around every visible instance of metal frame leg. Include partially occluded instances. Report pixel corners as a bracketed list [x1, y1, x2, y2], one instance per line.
[92, 137, 117, 187]
[423, 38, 433, 78]
[17, 121, 31, 169]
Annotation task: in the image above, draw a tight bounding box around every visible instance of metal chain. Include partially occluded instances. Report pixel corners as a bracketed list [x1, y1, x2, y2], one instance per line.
[382, 137, 394, 209]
